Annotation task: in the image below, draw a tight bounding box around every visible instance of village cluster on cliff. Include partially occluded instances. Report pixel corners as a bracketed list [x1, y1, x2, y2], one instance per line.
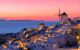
[0, 12, 80, 50]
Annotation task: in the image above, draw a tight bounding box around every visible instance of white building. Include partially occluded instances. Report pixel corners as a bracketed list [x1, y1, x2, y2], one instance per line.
[60, 12, 68, 24]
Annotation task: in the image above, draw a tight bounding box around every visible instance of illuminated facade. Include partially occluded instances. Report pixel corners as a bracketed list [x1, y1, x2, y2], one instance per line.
[60, 12, 68, 24]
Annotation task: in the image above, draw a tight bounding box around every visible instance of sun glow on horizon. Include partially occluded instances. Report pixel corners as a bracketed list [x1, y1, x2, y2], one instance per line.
[0, 0, 80, 21]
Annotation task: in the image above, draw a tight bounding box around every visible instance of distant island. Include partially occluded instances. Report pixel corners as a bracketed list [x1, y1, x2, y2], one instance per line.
[0, 12, 79, 50]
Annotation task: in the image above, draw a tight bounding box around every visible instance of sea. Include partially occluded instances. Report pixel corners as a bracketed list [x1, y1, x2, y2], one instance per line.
[0, 20, 58, 33]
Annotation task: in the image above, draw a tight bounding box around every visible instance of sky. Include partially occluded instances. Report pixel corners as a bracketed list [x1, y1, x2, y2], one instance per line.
[0, 0, 80, 21]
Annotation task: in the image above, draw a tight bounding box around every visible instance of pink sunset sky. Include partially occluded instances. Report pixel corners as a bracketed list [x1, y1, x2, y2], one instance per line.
[0, 0, 80, 21]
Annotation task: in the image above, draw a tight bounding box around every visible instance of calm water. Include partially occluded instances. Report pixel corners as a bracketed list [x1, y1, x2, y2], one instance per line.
[0, 20, 58, 33]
